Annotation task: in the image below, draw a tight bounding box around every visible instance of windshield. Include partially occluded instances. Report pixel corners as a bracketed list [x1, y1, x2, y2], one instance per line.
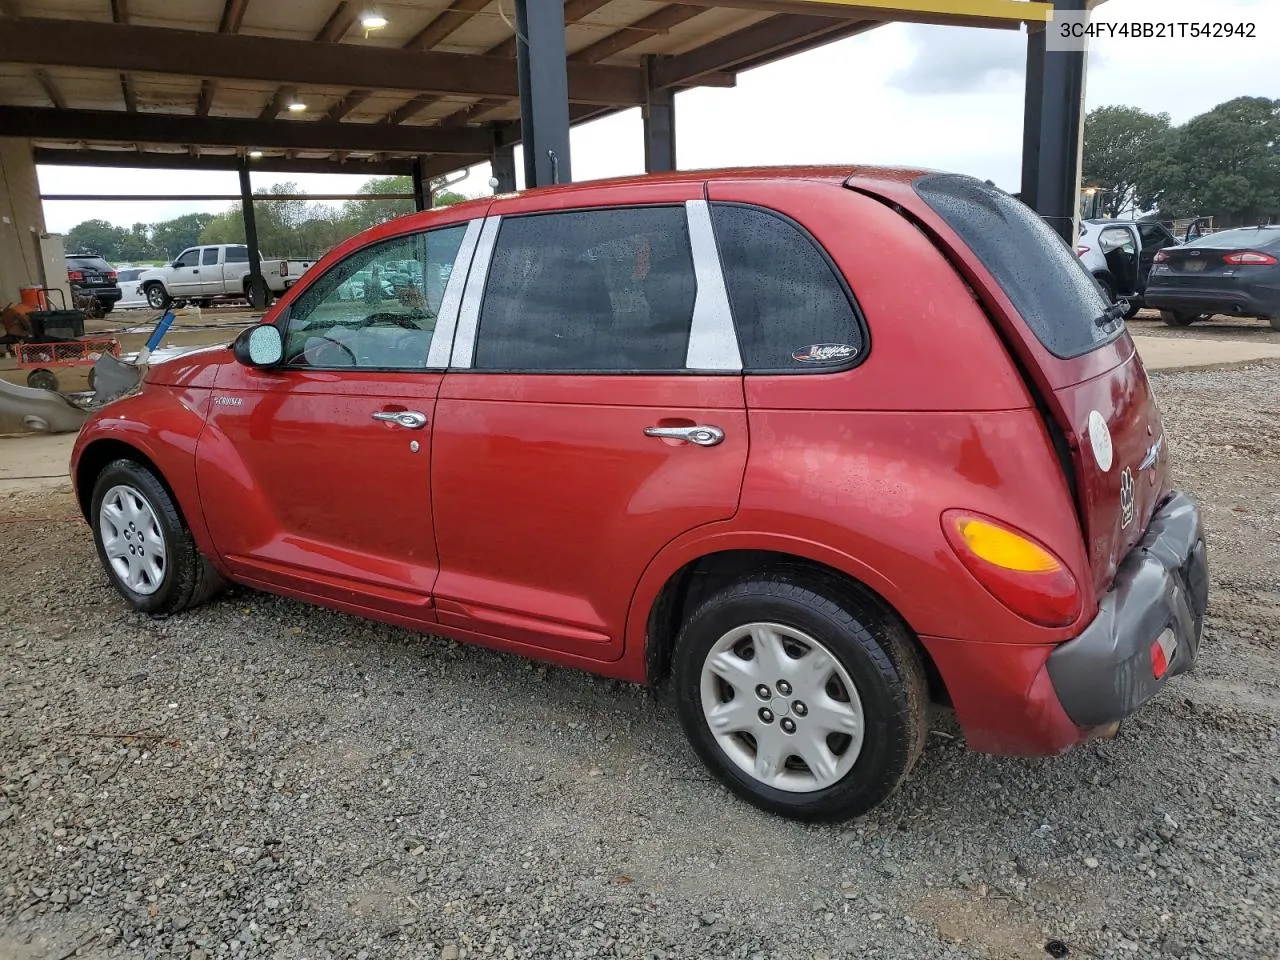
[913, 173, 1115, 359]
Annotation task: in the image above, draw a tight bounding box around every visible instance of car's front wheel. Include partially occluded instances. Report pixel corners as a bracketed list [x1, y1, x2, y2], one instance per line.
[91, 459, 225, 615]
[673, 571, 927, 821]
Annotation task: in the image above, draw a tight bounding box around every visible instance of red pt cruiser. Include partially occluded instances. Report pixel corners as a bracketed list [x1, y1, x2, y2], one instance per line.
[72, 168, 1208, 820]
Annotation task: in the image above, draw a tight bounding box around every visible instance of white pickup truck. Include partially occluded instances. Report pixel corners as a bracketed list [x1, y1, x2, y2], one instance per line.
[139, 244, 315, 310]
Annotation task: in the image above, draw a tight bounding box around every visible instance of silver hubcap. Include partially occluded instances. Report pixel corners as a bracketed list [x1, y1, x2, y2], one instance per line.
[700, 622, 864, 793]
[99, 484, 167, 596]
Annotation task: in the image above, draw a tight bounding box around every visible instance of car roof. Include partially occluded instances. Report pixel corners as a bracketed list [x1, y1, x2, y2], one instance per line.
[393, 164, 941, 230]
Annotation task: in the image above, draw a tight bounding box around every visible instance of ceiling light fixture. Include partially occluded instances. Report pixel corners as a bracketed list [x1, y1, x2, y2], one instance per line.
[287, 100, 307, 113]
[360, 13, 388, 30]
[248, 150, 264, 158]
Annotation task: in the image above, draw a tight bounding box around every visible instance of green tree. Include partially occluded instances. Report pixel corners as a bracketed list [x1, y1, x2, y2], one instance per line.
[150, 213, 216, 260]
[340, 176, 417, 234]
[64, 219, 125, 259]
[115, 222, 155, 262]
[1082, 106, 1173, 216]
[1156, 97, 1280, 225]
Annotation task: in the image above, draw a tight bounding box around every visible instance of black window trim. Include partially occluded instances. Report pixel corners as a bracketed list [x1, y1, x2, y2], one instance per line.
[278, 225, 465, 374]
[708, 200, 871, 376]
[463, 202, 727, 377]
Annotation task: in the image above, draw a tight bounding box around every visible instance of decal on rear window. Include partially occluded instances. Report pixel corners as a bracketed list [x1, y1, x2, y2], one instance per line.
[792, 343, 857, 364]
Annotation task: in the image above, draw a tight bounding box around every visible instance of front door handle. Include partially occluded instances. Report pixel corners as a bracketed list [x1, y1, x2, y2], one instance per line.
[644, 424, 725, 447]
[372, 410, 428, 429]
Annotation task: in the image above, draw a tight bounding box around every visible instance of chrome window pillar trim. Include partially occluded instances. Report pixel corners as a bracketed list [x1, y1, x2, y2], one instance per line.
[684, 199, 742, 372]
[450, 215, 502, 369]
[425, 217, 484, 368]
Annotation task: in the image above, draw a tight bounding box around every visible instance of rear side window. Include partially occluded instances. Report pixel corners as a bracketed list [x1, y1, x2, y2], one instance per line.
[225, 246, 249, 263]
[475, 207, 695, 372]
[914, 174, 1113, 359]
[710, 204, 864, 372]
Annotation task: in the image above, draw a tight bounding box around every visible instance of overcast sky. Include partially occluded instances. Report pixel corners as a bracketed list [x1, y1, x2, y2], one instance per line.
[38, 0, 1279, 235]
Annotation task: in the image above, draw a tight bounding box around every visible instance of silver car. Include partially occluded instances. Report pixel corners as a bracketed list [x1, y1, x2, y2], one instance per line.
[1076, 219, 1180, 317]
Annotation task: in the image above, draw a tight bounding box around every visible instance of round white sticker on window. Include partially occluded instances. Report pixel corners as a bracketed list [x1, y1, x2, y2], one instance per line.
[1087, 410, 1114, 472]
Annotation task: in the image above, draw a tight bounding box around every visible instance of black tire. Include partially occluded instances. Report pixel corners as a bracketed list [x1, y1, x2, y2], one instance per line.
[26, 369, 58, 391]
[144, 283, 170, 310]
[1124, 300, 1142, 320]
[672, 570, 927, 822]
[1161, 309, 1199, 327]
[100, 302, 114, 315]
[1096, 274, 1118, 303]
[90, 458, 226, 616]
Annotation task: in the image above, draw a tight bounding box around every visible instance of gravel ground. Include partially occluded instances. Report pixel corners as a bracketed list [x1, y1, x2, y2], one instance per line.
[2, 363, 1278, 960]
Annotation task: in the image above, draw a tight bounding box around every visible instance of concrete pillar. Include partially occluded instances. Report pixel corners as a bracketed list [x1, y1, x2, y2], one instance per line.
[514, 0, 571, 187]
[1021, 0, 1088, 245]
[0, 138, 48, 306]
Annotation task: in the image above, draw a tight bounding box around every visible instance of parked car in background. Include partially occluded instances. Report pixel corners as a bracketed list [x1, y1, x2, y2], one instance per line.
[65, 253, 121, 317]
[140, 244, 315, 311]
[114, 267, 155, 310]
[1076, 219, 1180, 317]
[71, 167, 1207, 821]
[1145, 225, 1280, 329]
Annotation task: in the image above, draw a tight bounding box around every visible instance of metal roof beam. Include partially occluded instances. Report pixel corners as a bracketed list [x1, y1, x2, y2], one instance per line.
[32, 147, 428, 177]
[667, 0, 1051, 27]
[5, 107, 493, 154]
[0, 17, 647, 105]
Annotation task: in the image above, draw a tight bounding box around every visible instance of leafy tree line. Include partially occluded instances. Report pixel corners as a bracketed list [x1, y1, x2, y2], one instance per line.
[64, 176, 469, 264]
[1083, 96, 1280, 225]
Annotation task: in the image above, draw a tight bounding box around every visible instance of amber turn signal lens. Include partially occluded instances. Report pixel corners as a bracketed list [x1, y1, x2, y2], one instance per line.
[942, 511, 1081, 628]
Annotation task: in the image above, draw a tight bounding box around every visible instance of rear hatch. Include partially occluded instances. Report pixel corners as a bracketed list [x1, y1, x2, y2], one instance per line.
[1152, 227, 1280, 292]
[858, 173, 1171, 597]
[66, 255, 118, 290]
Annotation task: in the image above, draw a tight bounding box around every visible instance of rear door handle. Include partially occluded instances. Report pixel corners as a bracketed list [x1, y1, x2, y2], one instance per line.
[643, 424, 724, 447]
[372, 410, 428, 429]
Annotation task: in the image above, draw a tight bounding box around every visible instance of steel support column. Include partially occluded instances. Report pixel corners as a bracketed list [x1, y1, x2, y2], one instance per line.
[514, 0, 571, 187]
[238, 159, 267, 309]
[491, 136, 517, 193]
[643, 57, 676, 173]
[1021, 0, 1087, 244]
[412, 156, 428, 211]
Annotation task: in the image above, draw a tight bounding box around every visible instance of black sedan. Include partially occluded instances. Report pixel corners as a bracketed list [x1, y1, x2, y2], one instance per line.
[1145, 225, 1280, 330]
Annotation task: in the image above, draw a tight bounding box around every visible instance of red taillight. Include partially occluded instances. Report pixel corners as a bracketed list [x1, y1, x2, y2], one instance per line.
[942, 511, 1082, 628]
[1223, 250, 1277, 266]
[1151, 630, 1176, 679]
[106, 271, 117, 282]
[1153, 249, 1170, 263]
[280, 260, 289, 276]
[1075, 245, 1090, 256]
[67, 270, 84, 281]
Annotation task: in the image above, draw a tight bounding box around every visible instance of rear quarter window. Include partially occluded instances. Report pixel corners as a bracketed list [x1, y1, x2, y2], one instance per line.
[914, 174, 1114, 359]
[710, 203, 865, 373]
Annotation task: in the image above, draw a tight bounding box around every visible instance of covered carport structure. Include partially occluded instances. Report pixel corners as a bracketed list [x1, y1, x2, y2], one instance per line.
[0, 0, 1088, 303]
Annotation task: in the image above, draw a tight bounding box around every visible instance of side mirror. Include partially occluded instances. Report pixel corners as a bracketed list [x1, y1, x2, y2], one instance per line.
[233, 323, 284, 367]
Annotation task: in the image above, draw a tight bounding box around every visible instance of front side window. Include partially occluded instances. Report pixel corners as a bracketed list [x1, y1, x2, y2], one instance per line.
[173, 249, 199, 268]
[710, 204, 865, 372]
[474, 206, 696, 372]
[282, 226, 465, 370]
[201, 247, 220, 266]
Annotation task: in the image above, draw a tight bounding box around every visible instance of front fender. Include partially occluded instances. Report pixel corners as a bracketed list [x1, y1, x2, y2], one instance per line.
[71, 384, 221, 571]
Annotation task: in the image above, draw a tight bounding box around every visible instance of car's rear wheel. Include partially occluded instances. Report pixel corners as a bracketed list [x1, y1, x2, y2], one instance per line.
[1160, 309, 1202, 327]
[1124, 300, 1142, 320]
[144, 283, 170, 310]
[91, 459, 225, 615]
[672, 571, 927, 821]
